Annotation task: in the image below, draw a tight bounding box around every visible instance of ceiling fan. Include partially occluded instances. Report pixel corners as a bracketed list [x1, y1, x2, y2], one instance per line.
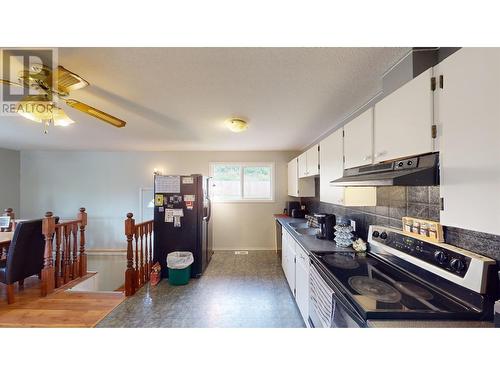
[0, 64, 126, 133]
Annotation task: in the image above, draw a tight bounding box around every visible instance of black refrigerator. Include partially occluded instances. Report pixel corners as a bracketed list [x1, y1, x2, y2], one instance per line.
[153, 174, 213, 278]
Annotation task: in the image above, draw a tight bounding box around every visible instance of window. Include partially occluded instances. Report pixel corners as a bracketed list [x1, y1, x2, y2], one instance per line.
[210, 162, 275, 202]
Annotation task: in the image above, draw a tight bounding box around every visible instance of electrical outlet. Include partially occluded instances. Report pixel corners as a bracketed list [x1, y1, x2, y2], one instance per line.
[350, 219, 356, 232]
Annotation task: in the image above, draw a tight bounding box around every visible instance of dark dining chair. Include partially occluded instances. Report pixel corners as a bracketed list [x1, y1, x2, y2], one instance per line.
[0, 219, 45, 304]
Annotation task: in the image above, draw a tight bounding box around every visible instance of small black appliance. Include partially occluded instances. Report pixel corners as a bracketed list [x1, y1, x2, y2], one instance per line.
[286, 201, 300, 217]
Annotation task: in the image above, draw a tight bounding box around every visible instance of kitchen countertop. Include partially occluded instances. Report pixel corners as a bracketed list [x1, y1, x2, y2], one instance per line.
[276, 216, 355, 254]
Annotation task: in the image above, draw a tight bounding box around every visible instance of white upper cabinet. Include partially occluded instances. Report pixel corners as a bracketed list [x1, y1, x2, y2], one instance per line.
[435, 48, 500, 236]
[288, 158, 315, 197]
[319, 128, 345, 205]
[374, 68, 434, 163]
[298, 152, 308, 178]
[287, 159, 298, 196]
[306, 145, 319, 176]
[297, 144, 319, 178]
[320, 128, 377, 206]
[344, 108, 374, 169]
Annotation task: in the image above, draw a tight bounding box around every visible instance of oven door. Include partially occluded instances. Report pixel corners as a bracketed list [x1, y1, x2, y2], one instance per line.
[309, 261, 366, 328]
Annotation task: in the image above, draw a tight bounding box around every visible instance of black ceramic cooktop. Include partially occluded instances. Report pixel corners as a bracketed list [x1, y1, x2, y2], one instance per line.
[314, 252, 479, 319]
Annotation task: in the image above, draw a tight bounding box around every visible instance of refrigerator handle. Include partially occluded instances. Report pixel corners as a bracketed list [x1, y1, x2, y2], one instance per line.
[206, 196, 212, 222]
[204, 177, 212, 222]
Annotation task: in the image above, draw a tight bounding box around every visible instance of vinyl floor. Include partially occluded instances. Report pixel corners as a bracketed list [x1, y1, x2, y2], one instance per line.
[97, 251, 305, 328]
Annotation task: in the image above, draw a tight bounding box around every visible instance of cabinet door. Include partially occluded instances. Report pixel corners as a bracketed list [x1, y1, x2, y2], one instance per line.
[286, 239, 296, 293]
[281, 230, 287, 274]
[298, 152, 308, 178]
[295, 247, 310, 324]
[344, 108, 374, 169]
[319, 128, 345, 205]
[287, 159, 298, 196]
[306, 145, 319, 176]
[374, 68, 434, 162]
[436, 48, 500, 236]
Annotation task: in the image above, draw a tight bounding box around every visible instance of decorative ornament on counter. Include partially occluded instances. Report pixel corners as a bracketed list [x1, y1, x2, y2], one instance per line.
[334, 216, 354, 248]
[352, 238, 367, 253]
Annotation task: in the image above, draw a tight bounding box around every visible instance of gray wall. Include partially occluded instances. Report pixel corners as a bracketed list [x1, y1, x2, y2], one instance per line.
[20, 150, 295, 251]
[301, 179, 500, 261]
[0, 148, 20, 213]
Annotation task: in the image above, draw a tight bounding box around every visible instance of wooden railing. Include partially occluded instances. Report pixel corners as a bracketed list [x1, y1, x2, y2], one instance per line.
[41, 208, 88, 296]
[124, 213, 153, 296]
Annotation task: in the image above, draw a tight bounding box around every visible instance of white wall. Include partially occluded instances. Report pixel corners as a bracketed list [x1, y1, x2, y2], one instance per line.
[20, 150, 295, 251]
[0, 148, 20, 213]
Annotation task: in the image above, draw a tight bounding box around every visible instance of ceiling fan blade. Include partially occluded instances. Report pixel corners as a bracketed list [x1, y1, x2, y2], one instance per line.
[0, 78, 25, 88]
[64, 99, 126, 128]
[57, 66, 89, 94]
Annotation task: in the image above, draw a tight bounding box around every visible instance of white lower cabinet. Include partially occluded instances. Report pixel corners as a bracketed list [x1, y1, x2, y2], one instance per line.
[294, 245, 310, 325]
[281, 227, 309, 326]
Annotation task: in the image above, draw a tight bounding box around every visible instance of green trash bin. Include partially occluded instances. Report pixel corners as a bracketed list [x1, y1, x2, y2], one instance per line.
[168, 265, 192, 285]
[167, 251, 194, 286]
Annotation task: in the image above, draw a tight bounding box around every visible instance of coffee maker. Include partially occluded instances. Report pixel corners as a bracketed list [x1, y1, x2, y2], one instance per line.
[314, 213, 335, 240]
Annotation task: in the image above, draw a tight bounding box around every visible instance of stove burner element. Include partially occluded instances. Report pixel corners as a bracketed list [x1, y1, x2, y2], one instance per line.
[323, 253, 359, 269]
[394, 282, 434, 300]
[348, 276, 402, 303]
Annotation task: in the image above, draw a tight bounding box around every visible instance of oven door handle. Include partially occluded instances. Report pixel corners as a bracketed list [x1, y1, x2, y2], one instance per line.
[311, 259, 366, 327]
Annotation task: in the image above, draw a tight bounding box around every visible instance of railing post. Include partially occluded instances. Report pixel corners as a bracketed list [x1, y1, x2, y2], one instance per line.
[149, 221, 153, 278]
[63, 225, 71, 284]
[139, 226, 145, 286]
[54, 222, 62, 288]
[77, 207, 87, 277]
[72, 223, 78, 279]
[41, 211, 56, 297]
[125, 213, 136, 296]
[134, 227, 139, 288]
[144, 224, 149, 282]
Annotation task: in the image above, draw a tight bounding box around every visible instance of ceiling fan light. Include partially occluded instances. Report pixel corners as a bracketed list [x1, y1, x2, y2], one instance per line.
[225, 118, 248, 133]
[17, 110, 42, 123]
[53, 108, 75, 127]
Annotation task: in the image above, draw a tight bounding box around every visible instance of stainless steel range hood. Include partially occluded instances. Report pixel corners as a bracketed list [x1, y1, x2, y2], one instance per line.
[330, 153, 439, 187]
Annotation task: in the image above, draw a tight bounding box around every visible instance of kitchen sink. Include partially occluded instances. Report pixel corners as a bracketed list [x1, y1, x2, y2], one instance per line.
[294, 227, 318, 236]
[289, 222, 309, 229]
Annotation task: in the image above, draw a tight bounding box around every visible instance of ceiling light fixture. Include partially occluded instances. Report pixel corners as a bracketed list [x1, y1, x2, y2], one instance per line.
[16, 95, 74, 133]
[225, 118, 248, 133]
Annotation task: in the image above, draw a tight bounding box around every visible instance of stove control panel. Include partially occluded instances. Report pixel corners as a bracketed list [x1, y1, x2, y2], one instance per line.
[368, 226, 496, 294]
[371, 229, 471, 277]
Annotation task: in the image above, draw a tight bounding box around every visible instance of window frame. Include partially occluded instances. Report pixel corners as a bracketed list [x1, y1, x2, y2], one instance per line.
[209, 162, 276, 203]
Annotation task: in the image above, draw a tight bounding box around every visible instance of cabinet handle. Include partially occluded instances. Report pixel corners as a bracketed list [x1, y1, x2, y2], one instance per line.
[363, 155, 372, 161]
[374, 151, 387, 158]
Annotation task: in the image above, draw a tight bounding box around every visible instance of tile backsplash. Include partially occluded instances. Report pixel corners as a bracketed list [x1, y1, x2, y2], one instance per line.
[300, 178, 500, 261]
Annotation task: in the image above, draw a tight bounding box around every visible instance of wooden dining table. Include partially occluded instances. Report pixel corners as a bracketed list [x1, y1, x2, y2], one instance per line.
[0, 232, 14, 247]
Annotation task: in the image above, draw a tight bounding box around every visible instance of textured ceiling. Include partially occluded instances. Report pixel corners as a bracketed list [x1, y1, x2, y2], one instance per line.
[0, 47, 409, 151]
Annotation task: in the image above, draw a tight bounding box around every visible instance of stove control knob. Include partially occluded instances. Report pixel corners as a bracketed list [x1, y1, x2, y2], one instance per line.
[380, 232, 388, 240]
[450, 258, 466, 272]
[434, 250, 448, 264]
[372, 231, 380, 238]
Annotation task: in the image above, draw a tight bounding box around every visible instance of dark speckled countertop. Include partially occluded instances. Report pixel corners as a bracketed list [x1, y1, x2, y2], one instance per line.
[276, 216, 356, 255]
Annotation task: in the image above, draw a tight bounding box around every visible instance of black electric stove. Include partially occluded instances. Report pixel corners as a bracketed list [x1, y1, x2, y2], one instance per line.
[309, 226, 497, 327]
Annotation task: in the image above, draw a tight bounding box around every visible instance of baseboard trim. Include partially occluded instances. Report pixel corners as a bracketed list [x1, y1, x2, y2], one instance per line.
[86, 247, 276, 255]
[213, 248, 275, 251]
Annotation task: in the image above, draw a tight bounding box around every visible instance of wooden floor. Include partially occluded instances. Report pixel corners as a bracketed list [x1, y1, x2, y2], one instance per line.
[0, 275, 125, 327]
